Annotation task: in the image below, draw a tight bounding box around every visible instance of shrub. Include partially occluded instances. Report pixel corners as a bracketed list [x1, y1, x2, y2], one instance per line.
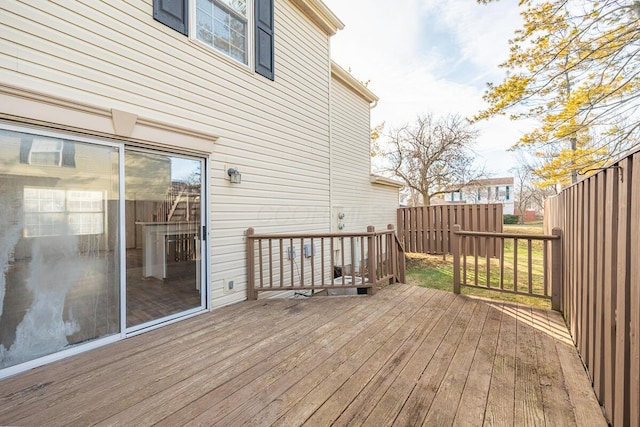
[503, 214, 519, 224]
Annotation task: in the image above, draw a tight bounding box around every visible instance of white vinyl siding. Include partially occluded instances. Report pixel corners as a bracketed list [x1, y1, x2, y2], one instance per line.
[0, 0, 331, 308]
[330, 78, 398, 232]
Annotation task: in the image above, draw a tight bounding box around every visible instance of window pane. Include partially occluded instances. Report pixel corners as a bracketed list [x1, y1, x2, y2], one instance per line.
[24, 188, 66, 212]
[196, 0, 248, 65]
[24, 212, 66, 237]
[29, 138, 63, 166]
[67, 190, 103, 212]
[0, 128, 120, 370]
[30, 152, 60, 166]
[68, 212, 104, 235]
[196, 13, 214, 45]
[125, 152, 203, 328]
[218, 0, 246, 16]
[214, 4, 229, 22]
[230, 46, 246, 63]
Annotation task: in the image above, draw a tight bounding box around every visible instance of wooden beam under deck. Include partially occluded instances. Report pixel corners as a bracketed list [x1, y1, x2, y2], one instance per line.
[0, 284, 605, 426]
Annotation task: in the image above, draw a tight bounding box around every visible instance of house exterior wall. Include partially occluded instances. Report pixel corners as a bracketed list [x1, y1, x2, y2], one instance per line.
[0, 0, 338, 309]
[0, 0, 398, 375]
[329, 73, 399, 233]
[444, 180, 515, 215]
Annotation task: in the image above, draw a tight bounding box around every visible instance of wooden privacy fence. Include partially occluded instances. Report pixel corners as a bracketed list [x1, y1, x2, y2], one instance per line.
[246, 225, 406, 300]
[545, 149, 640, 427]
[397, 204, 503, 257]
[451, 225, 562, 309]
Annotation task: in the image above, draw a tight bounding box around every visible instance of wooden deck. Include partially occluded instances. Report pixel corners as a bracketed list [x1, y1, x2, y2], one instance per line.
[0, 284, 606, 426]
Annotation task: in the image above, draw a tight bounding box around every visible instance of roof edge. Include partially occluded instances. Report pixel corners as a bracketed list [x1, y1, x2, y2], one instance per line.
[331, 61, 379, 103]
[290, 0, 345, 36]
[370, 174, 404, 188]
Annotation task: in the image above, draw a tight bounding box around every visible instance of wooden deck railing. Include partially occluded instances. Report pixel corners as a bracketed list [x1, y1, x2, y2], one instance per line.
[246, 225, 405, 300]
[451, 225, 562, 310]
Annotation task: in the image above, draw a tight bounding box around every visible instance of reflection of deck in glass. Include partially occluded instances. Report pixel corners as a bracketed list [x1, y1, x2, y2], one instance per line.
[0, 247, 202, 363]
[125, 248, 201, 327]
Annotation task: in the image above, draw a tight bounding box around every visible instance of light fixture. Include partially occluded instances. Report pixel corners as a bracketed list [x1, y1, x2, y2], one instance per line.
[227, 168, 241, 184]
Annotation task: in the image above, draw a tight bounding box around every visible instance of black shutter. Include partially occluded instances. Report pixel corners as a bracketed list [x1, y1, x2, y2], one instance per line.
[62, 141, 76, 168]
[19, 139, 32, 164]
[153, 0, 188, 36]
[255, 0, 274, 80]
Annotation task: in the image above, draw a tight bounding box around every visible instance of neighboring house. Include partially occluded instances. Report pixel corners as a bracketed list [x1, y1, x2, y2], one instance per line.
[0, 0, 401, 377]
[513, 208, 539, 223]
[442, 177, 515, 215]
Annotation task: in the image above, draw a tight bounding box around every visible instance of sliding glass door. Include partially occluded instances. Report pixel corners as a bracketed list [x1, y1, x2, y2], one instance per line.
[0, 127, 120, 370]
[124, 150, 205, 330]
[0, 125, 207, 374]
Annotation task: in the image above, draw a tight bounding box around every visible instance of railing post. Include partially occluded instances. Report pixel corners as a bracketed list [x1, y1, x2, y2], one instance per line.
[551, 227, 562, 311]
[367, 226, 377, 295]
[246, 227, 257, 300]
[452, 225, 461, 294]
[387, 224, 396, 284]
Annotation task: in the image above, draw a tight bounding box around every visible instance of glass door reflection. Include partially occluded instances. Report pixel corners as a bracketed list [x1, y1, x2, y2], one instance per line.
[125, 151, 203, 329]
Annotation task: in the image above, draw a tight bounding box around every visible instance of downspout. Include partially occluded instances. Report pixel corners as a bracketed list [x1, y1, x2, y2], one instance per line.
[328, 36, 334, 232]
[369, 98, 378, 190]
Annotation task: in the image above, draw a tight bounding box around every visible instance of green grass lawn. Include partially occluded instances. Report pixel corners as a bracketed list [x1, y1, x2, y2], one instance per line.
[406, 222, 551, 308]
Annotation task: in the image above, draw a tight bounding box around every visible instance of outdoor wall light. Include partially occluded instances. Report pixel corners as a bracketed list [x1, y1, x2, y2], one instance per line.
[227, 168, 242, 184]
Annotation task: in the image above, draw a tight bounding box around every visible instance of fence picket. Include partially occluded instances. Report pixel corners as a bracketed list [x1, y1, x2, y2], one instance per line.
[629, 154, 640, 427]
[594, 174, 605, 400]
[397, 204, 503, 257]
[603, 168, 617, 416]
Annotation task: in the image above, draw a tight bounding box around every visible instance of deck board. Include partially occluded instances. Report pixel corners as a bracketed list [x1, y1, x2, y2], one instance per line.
[514, 305, 546, 426]
[452, 299, 502, 426]
[0, 284, 606, 426]
[306, 290, 453, 426]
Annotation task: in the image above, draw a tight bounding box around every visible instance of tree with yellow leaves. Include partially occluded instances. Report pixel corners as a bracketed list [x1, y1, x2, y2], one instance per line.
[475, 0, 640, 185]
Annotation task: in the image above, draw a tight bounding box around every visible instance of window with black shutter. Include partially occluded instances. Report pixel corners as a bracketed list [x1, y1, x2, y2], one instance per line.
[19, 137, 75, 167]
[153, 0, 275, 80]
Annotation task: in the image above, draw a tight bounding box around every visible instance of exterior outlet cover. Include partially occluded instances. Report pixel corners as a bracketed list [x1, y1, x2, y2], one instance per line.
[304, 243, 315, 258]
[223, 278, 234, 292]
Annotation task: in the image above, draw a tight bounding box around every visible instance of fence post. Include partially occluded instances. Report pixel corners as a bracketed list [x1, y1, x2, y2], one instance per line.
[551, 227, 562, 311]
[397, 209, 404, 248]
[367, 226, 377, 295]
[452, 225, 461, 294]
[246, 228, 257, 300]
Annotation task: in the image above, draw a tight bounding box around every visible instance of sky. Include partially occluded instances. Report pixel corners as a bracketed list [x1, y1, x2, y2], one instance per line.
[322, 0, 536, 178]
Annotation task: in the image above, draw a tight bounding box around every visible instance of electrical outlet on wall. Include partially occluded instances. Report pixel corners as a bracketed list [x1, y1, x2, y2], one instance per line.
[287, 246, 296, 260]
[304, 243, 315, 258]
[223, 278, 235, 292]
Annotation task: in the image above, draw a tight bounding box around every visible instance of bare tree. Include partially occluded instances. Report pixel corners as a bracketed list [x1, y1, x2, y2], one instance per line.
[511, 163, 557, 224]
[383, 114, 484, 206]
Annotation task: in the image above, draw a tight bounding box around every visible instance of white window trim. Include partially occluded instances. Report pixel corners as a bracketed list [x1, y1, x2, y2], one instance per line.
[189, 0, 254, 72]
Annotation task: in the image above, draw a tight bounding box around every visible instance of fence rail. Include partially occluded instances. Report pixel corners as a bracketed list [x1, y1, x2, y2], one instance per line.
[246, 225, 405, 300]
[545, 149, 640, 427]
[397, 204, 503, 257]
[451, 225, 562, 309]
